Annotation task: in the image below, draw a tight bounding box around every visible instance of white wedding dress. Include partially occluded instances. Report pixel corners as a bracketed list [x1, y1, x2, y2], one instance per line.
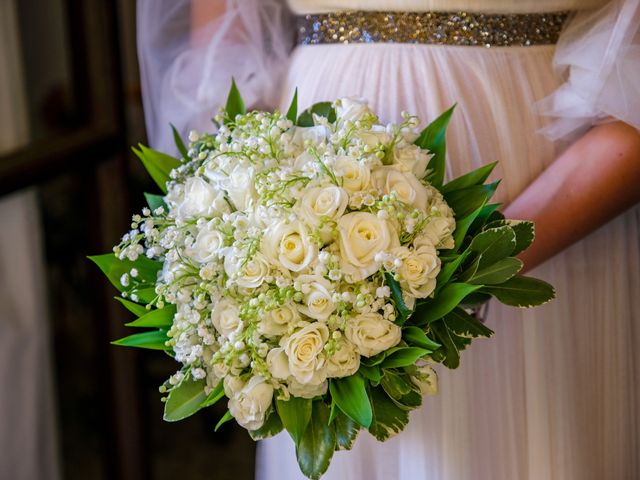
[137, 1, 640, 478]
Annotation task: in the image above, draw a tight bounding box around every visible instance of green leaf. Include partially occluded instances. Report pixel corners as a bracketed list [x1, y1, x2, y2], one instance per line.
[380, 371, 422, 410]
[452, 204, 487, 251]
[215, 410, 234, 432]
[171, 123, 189, 159]
[329, 374, 372, 428]
[402, 326, 441, 350]
[112, 330, 169, 350]
[334, 411, 360, 450]
[483, 275, 555, 307]
[385, 272, 412, 325]
[200, 380, 225, 408]
[276, 396, 312, 446]
[412, 283, 483, 325]
[296, 401, 336, 480]
[164, 376, 207, 422]
[358, 365, 381, 385]
[367, 386, 410, 441]
[430, 322, 461, 369]
[114, 297, 148, 317]
[131, 287, 157, 304]
[441, 162, 497, 194]
[443, 307, 494, 338]
[89, 253, 161, 293]
[380, 347, 430, 369]
[460, 292, 492, 308]
[224, 78, 246, 124]
[144, 193, 167, 213]
[415, 104, 456, 187]
[486, 219, 535, 256]
[249, 409, 284, 440]
[444, 181, 500, 219]
[297, 101, 336, 127]
[286, 88, 298, 123]
[468, 257, 523, 285]
[468, 203, 502, 233]
[436, 250, 471, 287]
[469, 226, 516, 268]
[457, 254, 482, 283]
[126, 305, 176, 328]
[132, 144, 180, 194]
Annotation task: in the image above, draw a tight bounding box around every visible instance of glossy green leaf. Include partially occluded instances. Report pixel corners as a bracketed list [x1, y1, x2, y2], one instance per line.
[380, 347, 430, 369]
[430, 322, 461, 369]
[444, 181, 499, 219]
[443, 307, 494, 339]
[468, 257, 523, 285]
[334, 411, 360, 450]
[436, 250, 471, 288]
[385, 272, 412, 325]
[126, 304, 176, 328]
[415, 104, 456, 187]
[297, 101, 336, 127]
[457, 254, 482, 283]
[89, 253, 161, 293]
[412, 283, 483, 325]
[276, 396, 312, 445]
[286, 88, 298, 123]
[249, 409, 284, 440]
[367, 386, 410, 441]
[469, 226, 516, 268]
[441, 161, 497, 194]
[171, 123, 189, 159]
[132, 144, 180, 194]
[486, 219, 535, 255]
[452, 204, 487, 250]
[329, 374, 372, 428]
[200, 380, 225, 408]
[144, 193, 167, 213]
[214, 410, 234, 431]
[164, 376, 207, 422]
[402, 326, 441, 350]
[224, 78, 246, 124]
[468, 203, 502, 233]
[114, 297, 148, 317]
[380, 371, 422, 410]
[483, 275, 555, 307]
[358, 365, 381, 385]
[112, 330, 169, 350]
[296, 401, 336, 480]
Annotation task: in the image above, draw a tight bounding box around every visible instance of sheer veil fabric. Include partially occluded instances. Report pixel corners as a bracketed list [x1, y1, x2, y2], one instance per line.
[137, 1, 640, 479]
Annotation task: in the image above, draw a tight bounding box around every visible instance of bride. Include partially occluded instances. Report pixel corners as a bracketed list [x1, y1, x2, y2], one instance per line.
[137, 1, 640, 478]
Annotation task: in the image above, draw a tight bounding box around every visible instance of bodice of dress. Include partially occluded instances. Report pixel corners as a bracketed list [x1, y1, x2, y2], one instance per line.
[287, 0, 607, 14]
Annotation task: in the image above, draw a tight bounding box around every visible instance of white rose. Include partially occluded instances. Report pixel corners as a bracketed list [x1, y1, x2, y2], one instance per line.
[392, 243, 441, 298]
[224, 251, 270, 289]
[337, 212, 399, 282]
[288, 378, 328, 399]
[223, 375, 245, 397]
[188, 226, 225, 263]
[228, 376, 274, 430]
[226, 165, 257, 211]
[296, 274, 336, 320]
[284, 322, 329, 385]
[298, 185, 348, 230]
[411, 364, 438, 396]
[336, 97, 372, 122]
[262, 220, 317, 272]
[357, 125, 392, 148]
[326, 339, 360, 378]
[392, 144, 431, 179]
[177, 177, 222, 219]
[258, 304, 300, 337]
[371, 166, 429, 211]
[290, 125, 330, 147]
[266, 347, 290, 379]
[334, 156, 371, 194]
[211, 299, 241, 338]
[345, 312, 402, 357]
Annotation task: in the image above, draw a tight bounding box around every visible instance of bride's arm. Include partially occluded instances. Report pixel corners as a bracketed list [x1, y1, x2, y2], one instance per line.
[504, 121, 640, 270]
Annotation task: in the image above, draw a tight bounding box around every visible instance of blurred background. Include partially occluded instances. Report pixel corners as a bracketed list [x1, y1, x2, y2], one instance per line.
[0, 1, 255, 479]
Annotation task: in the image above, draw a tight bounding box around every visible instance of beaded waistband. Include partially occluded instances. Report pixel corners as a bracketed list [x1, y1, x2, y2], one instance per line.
[296, 11, 570, 47]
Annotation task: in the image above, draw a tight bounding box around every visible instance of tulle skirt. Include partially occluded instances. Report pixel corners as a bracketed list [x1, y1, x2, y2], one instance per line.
[256, 42, 640, 480]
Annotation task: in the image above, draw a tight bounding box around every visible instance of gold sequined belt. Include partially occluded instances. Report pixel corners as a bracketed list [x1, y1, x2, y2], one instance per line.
[296, 11, 570, 47]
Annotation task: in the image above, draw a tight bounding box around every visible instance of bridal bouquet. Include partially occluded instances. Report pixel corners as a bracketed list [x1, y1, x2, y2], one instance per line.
[91, 82, 554, 479]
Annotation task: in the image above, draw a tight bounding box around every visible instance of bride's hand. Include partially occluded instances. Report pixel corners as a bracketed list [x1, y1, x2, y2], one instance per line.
[504, 121, 640, 271]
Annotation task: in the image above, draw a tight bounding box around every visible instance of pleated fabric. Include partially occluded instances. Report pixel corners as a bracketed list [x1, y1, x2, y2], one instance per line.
[255, 41, 640, 480]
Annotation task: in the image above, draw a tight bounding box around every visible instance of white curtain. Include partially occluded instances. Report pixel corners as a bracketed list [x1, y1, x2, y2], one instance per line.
[0, 1, 61, 479]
